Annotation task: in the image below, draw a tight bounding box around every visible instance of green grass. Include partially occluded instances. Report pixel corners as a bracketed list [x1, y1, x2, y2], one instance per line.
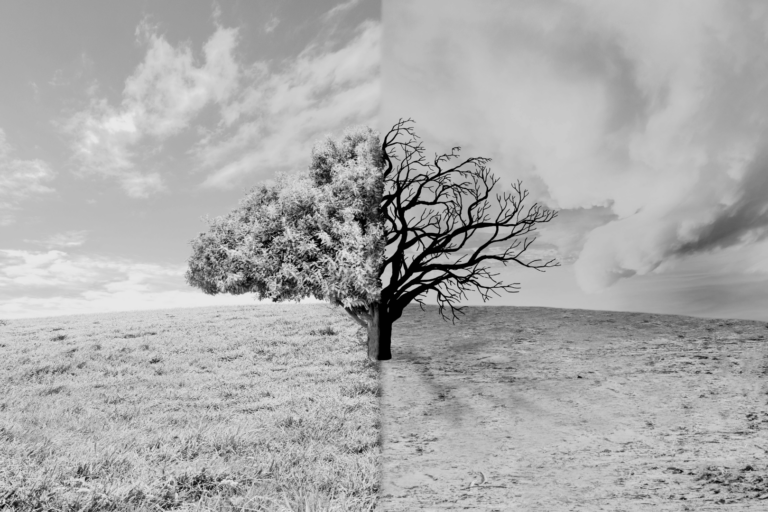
[0, 304, 380, 511]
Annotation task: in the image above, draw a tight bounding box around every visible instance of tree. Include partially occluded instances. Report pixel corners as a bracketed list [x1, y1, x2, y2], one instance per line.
[186, 120, 558, 361]
[185, 127, 385, 357]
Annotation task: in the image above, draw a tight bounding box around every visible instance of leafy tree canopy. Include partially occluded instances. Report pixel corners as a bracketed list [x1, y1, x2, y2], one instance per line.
[186, 126, 385, 310]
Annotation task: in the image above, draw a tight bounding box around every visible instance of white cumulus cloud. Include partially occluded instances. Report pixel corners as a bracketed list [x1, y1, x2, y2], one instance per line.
[196, 20, 381, 189]
[0, 249, 266, 319]
[67, 22, 241, 198]
[0, 128, 56, 225]
[24, 230, 89, 248]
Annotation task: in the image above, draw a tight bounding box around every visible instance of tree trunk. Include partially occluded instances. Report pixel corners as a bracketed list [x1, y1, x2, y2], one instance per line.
[366, 303, 392, 361]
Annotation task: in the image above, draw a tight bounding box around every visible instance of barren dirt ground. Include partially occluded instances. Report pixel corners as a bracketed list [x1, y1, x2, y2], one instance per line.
[379, 306, 768, 511]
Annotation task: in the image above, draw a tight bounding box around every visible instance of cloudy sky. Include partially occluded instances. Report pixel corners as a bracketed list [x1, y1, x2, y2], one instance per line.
[0, 0, 379, 318]
[384, 0, 768, 321]
[4, 1, 768, 323]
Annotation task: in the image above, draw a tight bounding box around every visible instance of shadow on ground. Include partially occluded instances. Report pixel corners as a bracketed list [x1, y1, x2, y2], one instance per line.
[380, 306, 768, 511]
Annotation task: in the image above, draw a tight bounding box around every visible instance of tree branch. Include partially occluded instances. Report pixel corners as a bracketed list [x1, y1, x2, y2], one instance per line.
[380, 120, 559, 322]
[344, 306, 372, 328]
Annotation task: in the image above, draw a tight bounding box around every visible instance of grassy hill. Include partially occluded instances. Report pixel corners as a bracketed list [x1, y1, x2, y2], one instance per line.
[0, 304, 379, 512]
[7, 302, 768, 511]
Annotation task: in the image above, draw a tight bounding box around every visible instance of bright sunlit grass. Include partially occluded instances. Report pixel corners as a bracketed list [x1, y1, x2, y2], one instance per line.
[0, 304, 380, 511]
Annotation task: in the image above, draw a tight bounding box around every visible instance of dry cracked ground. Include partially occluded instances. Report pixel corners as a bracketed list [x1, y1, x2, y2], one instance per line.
[379, 306, 768, 511]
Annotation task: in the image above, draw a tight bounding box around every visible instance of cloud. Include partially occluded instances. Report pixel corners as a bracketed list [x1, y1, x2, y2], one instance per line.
[0, 128, 56, 225]
[67, 22, 241, 197]
[196, 20, 381, 189]
[120, 171, 165, 198]
[0, 249, 276, 319]
[129, 21, 241, 136]
[0, 291, 261, 320]
[24, 230, 89, 248]
[66, 14, 379, 196]
[264, 16, 280, 33]
[385, 0, 768, 293]
[322, 0, 362, 22]
[535, 207, 617, 265]
[0, 250, 171, 289]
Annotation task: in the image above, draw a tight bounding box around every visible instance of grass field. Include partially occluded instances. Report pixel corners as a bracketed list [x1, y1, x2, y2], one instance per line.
[0, 304, 380, 512]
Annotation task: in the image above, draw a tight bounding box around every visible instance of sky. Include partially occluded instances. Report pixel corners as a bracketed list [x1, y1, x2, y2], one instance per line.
[3, 1, 768, 323]
[383, 0, 768, 321]
[0, 0, 380, 319]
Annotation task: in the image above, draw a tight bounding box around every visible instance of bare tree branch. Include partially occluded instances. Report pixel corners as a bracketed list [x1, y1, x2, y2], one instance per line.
[380, 119, 559, 323]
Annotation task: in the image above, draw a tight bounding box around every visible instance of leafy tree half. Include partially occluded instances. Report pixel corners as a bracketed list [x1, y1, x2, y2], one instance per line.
[186, 121, 558, 361]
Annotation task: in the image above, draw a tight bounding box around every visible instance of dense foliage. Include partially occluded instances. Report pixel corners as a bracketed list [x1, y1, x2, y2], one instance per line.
[186, 127, 385, 310]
